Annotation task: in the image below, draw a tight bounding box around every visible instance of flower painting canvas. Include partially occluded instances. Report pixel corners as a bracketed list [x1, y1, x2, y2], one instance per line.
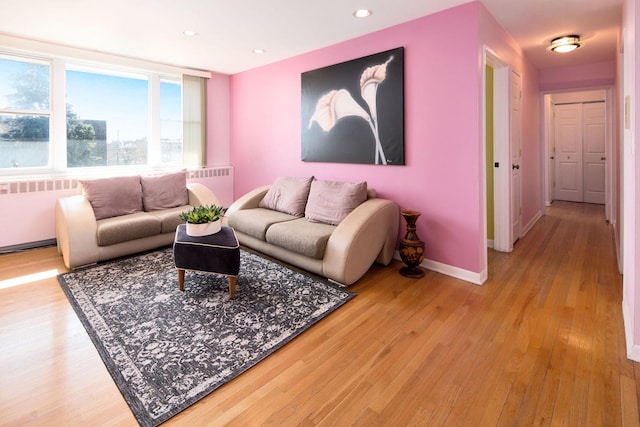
[302, 47, 404, 165]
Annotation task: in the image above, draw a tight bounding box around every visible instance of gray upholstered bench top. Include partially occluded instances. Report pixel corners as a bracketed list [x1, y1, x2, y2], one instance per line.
[173, 225, 241, 292]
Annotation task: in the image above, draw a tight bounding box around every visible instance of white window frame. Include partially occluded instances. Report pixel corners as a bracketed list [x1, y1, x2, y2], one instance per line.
[0, 33, 209, 179]
[0, 53, 53, 171]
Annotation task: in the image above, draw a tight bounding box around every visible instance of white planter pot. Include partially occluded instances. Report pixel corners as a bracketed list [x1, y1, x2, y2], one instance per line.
[185, 219, 221, 237]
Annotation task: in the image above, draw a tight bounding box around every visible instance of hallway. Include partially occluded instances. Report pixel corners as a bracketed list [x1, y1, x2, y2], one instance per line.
[484, 200, 634, 424]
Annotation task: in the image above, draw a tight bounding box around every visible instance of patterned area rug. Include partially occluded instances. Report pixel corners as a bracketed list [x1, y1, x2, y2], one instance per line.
[57, 247, 355, 427]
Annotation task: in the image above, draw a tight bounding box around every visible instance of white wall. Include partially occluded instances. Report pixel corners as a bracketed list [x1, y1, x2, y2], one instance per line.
[622, 0, 640, 361]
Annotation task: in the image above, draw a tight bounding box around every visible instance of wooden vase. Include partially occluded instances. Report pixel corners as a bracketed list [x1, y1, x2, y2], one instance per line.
[399, 210, 425, 278]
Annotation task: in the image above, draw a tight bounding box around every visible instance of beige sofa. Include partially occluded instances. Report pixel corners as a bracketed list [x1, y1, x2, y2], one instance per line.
[225, 177, 399, 286]
[55, 172, 218, 269]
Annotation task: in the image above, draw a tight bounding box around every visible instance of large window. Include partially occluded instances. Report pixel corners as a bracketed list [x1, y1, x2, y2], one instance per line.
[160, 80, 183, 164]
[0, 50, 201, 176]
[66, 67, 151, 167]
[0, 55, 50, 169]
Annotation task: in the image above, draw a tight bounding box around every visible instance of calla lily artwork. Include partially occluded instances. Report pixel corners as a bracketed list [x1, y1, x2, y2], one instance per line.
[302, 48, 404, 165]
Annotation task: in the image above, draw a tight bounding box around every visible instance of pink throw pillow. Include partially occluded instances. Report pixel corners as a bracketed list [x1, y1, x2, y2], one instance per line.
[305, 179, 367, 225]
[80, 175, 143, 220]
[141, 170, 189, 211]
[259, 176, 314, 216]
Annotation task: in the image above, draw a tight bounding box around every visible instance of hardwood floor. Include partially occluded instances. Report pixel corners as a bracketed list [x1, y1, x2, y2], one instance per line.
[1, 201, 638, 426]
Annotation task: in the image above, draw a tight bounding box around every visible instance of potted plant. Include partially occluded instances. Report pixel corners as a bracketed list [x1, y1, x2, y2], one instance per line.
[179, 204, 226, 236]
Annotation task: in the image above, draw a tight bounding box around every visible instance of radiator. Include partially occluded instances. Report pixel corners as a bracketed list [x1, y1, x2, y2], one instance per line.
[0, 167, 232, 196]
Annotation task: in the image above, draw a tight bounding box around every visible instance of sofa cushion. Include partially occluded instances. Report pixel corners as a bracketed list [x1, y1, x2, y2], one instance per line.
[147, 205, 193, 234]
[96, 212, 162, 246]
[258, 176, 313, 216]
[228, 208, 297, 240]
[80, 175, 143, 220]
[305, 179, 368, 225]
[141, 170, 189, 211]
[265, 218, 335, 259]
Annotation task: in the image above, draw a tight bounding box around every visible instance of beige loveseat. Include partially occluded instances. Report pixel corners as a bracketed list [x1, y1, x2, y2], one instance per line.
[225, 176, 399, 286]
[55, 171, 218, 269]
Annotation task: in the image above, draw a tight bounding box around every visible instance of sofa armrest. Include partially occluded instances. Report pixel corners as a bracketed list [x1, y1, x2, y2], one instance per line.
[225, 185, 270, 215]
[55, 195, 100, 269]
[323, 198, 399, 286]
[223, 185, 270, 227]
[187, 182, 220, 207]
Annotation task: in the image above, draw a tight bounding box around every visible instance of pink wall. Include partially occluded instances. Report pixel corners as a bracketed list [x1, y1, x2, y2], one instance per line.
[633, 0, 640, 357]
[622, 0, 640, 359]
[539, 61, 616, 92]
[521, 68, 542, 227]
[229, 2, 540, 276]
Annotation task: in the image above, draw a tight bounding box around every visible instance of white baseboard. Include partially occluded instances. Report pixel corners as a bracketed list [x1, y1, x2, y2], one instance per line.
[522, 211, 543, 237]
[394, 252, 485, 285]
[622, 299, 640, 362]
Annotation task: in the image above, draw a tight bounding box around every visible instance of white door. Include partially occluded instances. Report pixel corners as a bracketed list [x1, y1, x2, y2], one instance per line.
[583, 102, 606, 204]
[554, 104, 583, 202]
[511, 70, 522, 244]
[487, 56, 511, 254]
[553, 102, 606, 204]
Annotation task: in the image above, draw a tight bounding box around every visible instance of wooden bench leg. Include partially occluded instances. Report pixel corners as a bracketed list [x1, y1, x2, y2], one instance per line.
[178, 269, 185, 291]
[228, 276, 237, 299]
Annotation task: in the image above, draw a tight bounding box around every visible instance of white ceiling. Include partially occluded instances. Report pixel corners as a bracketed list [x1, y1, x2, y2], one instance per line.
[0, 0, 622, 74]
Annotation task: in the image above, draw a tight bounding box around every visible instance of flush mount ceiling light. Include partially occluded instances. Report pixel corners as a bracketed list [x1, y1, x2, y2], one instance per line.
[353, 9, 373, 18]
[548, 35, 581, 53]
[182, 30, 197, 37]
[252, 49, 266, 54]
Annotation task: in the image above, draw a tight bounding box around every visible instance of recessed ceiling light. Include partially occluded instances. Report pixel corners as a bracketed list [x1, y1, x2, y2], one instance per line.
[182, 30, 197, 37]
[353, 9, 373, 18]
[253, 49, 266, 54]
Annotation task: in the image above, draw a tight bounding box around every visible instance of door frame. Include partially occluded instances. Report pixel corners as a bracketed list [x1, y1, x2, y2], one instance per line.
[542, 88, 614, 222]
[483, 47, 512, 255]
[605, 87, 614, 223]
[511, 69, 523, 244]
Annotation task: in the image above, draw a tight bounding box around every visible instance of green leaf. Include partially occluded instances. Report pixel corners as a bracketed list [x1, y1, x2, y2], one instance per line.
[179, 204, 225, 224]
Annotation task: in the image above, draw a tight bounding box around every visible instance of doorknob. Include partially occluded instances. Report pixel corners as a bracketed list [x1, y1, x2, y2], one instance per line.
[512, 164, 520, 170]
[601, 157, 606, 160]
